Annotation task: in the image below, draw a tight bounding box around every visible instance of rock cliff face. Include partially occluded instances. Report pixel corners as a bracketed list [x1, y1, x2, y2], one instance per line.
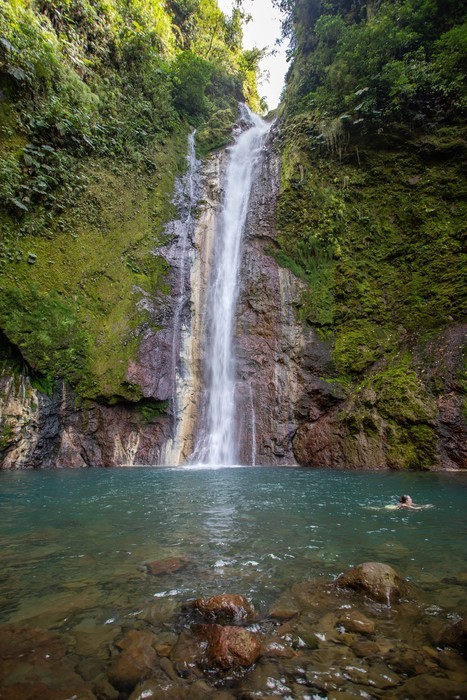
[0, 120, 465, 470]
[0, 372, 172, 468]
[234, 126, 336, 464]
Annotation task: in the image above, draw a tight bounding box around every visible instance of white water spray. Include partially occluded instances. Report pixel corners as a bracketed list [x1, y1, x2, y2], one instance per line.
[194, 106, 271, 465]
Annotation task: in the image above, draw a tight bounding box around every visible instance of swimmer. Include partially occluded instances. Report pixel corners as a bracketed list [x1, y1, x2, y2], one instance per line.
[397, 494, 415, 509]
[395, 494, 433, 510]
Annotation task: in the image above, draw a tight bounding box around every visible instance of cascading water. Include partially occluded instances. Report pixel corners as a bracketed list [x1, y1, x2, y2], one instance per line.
[193, 106, 271, 466]
[160, 131, 201, 465]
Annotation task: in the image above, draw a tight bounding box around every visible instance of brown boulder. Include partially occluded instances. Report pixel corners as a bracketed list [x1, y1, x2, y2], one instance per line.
[336, 562, 407, 604]
[192, 594, 255, 623]
[392, 674, 467, 699]
[198, 624, 261, 670]
[337, 610, 376, 635]
[145, 557, 189, 576]
[108, 630, 158, 691]
[436, 618, 467, 658]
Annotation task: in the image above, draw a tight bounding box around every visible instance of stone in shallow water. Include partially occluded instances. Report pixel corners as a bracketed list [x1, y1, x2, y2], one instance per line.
[437, 617, 467, 658]
[260, 637, 297, 658]
[392, 674, 467, 699]
[198, 623, 261, 669]
[0, 681, 96, 700]
[107, 630, 159, 691]
[336, 562, 408, 604]
[193, 594, 255, 623]
[337, 609, 376, 636]
[129, 679, 190, 699]
[170, 629, 204, 679]
[72, 618, 121, 657]
[138, 598, 180, 625]
[0, 624, 92, 698]
[145, 556, 189, 576]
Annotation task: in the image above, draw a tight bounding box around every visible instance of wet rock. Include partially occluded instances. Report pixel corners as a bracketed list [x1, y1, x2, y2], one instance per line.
[198, 623, 261, 670]
[392, 674, 467, 699]
[107, 630, 158, 691]
[170, 629, 204, 679]
[336, 562, 407, 604]
[77, 657, 106, 681]
[362, 663, 400, 688]
[305, 664, 347, 693]
[387, 646, 439, 676]
[436, 617, 467, 657]
[192, 594, 255, 623]
[237, 658, 289, 697]
[268, 601, 299, 621]
[154, 631, 178, 658]
[0, 681, 96, 699]
[129, 679, 190, 699]
[93, 673, 120, 699]
[0, 625, 95, 698]
[337, 610, 375, 635]
[159, 656, 178, 681]
[350, 640, 380, 659]
[145, 556, 189, 576]
[73, 618, 120, 657]
[138, 597, 179, 624]
[0, 626, 69, 672]
[260, 637, 297, 658]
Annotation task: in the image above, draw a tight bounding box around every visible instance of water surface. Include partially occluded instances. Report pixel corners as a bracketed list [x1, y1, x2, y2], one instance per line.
[1, 466, 466, 622]
[1, 467, 467, 698]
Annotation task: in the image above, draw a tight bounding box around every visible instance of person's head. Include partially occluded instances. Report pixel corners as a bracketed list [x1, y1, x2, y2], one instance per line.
[399, 494, 412, 505]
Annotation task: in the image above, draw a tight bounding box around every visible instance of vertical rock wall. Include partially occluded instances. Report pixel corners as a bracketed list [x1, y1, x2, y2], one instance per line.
[235, 127, 328, 464]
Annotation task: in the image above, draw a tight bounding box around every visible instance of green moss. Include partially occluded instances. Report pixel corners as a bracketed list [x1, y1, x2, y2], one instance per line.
[386, 421, 438, 470]
[196, 107, 237, 157]
[0, 127, 189, 400]
[138, 398, 169, 422]
[337, 356, 439, 469]
[371, 360, 436, 423]
[334, 320, 397, 376]
[0, 422, 14, 452]
[275, 121, 466, 379]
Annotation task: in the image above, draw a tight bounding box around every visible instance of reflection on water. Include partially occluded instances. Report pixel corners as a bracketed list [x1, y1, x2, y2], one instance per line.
[1, 467, 466, 696]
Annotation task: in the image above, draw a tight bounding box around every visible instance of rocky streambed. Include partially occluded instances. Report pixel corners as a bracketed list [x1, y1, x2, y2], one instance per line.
[1, 561, 466, 699]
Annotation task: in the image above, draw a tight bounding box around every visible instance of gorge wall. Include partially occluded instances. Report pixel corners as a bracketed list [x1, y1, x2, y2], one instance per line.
[1, 116, 465, 470]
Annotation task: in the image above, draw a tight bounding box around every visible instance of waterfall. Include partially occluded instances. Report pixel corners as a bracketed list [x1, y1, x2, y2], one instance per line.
[193, 105, 271, 466]
[161, 131, 201, 465]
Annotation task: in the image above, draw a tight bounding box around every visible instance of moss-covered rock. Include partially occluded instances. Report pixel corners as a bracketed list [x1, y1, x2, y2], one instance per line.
[276, 115, 465, 469]
[0, 127, 188, 401]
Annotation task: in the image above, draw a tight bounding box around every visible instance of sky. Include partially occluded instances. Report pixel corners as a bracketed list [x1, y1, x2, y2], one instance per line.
[217, 0, 289, 110]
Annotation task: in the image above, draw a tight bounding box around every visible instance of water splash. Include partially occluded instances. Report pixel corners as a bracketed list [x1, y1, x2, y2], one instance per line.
[193, 106, 271, 466]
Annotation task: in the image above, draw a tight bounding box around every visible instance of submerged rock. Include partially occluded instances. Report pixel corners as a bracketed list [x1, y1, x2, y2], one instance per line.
[336, 562, 408, 604]
[192, 594, 255, 623]
[435, 617, 467, 658]
[198, 623, 261, 670]
[145, 557, 189, 576]
[392, 674, 467, 699]
[107, 630, 158, 691]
